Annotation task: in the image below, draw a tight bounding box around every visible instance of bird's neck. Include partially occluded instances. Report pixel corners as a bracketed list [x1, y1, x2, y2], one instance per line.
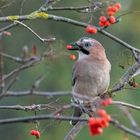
[78, 51, 88, 60]
[90, 45, 107, 60]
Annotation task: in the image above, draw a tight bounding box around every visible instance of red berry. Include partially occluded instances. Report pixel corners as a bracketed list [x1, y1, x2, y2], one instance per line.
[107, 6, 113, 12]
[111, 6, 118, 13]
[90, 127, 103, 135]
[96, 127, 103, 134]
[30, 130, 36, 135]
[104, 114, 111, 122]
[107, 98, 112, 105]
[66, 45, 73, 50]
[107, 11, 115, 16]
[69, 54, 76, 60]
[99, 16, 107, 23]
[109, 16, 116, 24]
[88, 117, 96, 125]
[86, 26, 97, 34]
[35, 131, 41, 139]
[99, 21, 105, 27]
[104, 21, 111, 27]
[30, 130, 41, 139]
[94, 118, 102, 127]
[98, 109, 107, 117]
[115, 2, 121, 10]
[101, 98, 112, 106]
[101, 118, 109, 128]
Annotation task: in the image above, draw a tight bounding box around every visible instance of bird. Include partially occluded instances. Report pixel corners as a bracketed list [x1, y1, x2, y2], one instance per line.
[68, 37, 111, 125]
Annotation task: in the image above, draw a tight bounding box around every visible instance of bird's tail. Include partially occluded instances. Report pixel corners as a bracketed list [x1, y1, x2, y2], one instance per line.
[71, 106, 82, 125]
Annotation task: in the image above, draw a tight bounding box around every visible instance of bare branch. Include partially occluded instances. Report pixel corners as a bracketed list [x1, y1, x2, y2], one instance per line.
[3, 57, 41, 81]
[110, 62, 140, 95]
[110, 118, 140, 138]
[0, 22, 18, 33]
[0, 115, 87, 125]
[3, 90, 70, 97]
[41, 6, 89, 11]
[100, 30, 140, 53]
[118, 106, 139, 131]
[112, 101, 140, 111]
[0, 104, 54, 111]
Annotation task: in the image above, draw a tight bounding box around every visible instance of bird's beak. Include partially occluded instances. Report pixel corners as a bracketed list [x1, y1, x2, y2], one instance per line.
[67, 42, 90, 55]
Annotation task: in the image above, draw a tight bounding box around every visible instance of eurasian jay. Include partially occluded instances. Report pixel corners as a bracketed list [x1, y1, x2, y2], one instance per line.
[68, 37, 111, 125]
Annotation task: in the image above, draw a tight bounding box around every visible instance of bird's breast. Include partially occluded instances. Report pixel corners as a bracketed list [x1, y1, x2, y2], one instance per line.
[73, 57, 111, 98]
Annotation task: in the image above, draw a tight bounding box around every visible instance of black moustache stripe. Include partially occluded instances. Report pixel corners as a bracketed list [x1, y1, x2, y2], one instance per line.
[80, 48, 90, 55]
[74, 43, 90, 55]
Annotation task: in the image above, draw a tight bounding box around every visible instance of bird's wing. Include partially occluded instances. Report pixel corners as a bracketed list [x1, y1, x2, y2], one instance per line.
[72, 63, 77, 86]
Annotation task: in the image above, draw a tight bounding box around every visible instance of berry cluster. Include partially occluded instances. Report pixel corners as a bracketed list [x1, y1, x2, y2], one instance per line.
[107, 2, 121, 16]
[99, 16, 116, 27]
[30, 130, 41, 139]
[101, 98, 112, 107]
[99, 2, 121, 27]
[88, 109, 111, 136]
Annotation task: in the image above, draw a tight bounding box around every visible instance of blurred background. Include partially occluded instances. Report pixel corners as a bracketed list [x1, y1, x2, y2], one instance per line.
[0, 0, 140, 140]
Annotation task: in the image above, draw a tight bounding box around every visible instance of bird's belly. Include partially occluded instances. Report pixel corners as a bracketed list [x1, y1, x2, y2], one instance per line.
[73, 71, 110, 98]
[96, 72, 110, 95]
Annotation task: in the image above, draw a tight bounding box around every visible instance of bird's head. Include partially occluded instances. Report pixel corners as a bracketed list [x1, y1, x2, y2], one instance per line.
[67, 37, 105, 59]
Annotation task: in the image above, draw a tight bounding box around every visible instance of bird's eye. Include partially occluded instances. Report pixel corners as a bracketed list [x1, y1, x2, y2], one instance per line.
[84, 42, 90, 47]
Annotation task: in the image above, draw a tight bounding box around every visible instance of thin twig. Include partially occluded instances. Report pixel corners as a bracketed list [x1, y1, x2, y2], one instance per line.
[112, 101, 140, 111]
[0, 52, 22, 63]
[110, 118, 140, 138]
[0, 22, 18, 33]
[14, 20, 56, 43]
[3, 58, 40, 81]
[118, 106, 139, 131]
[0, 48, 4, 94]
[41, 6, 89, 11]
